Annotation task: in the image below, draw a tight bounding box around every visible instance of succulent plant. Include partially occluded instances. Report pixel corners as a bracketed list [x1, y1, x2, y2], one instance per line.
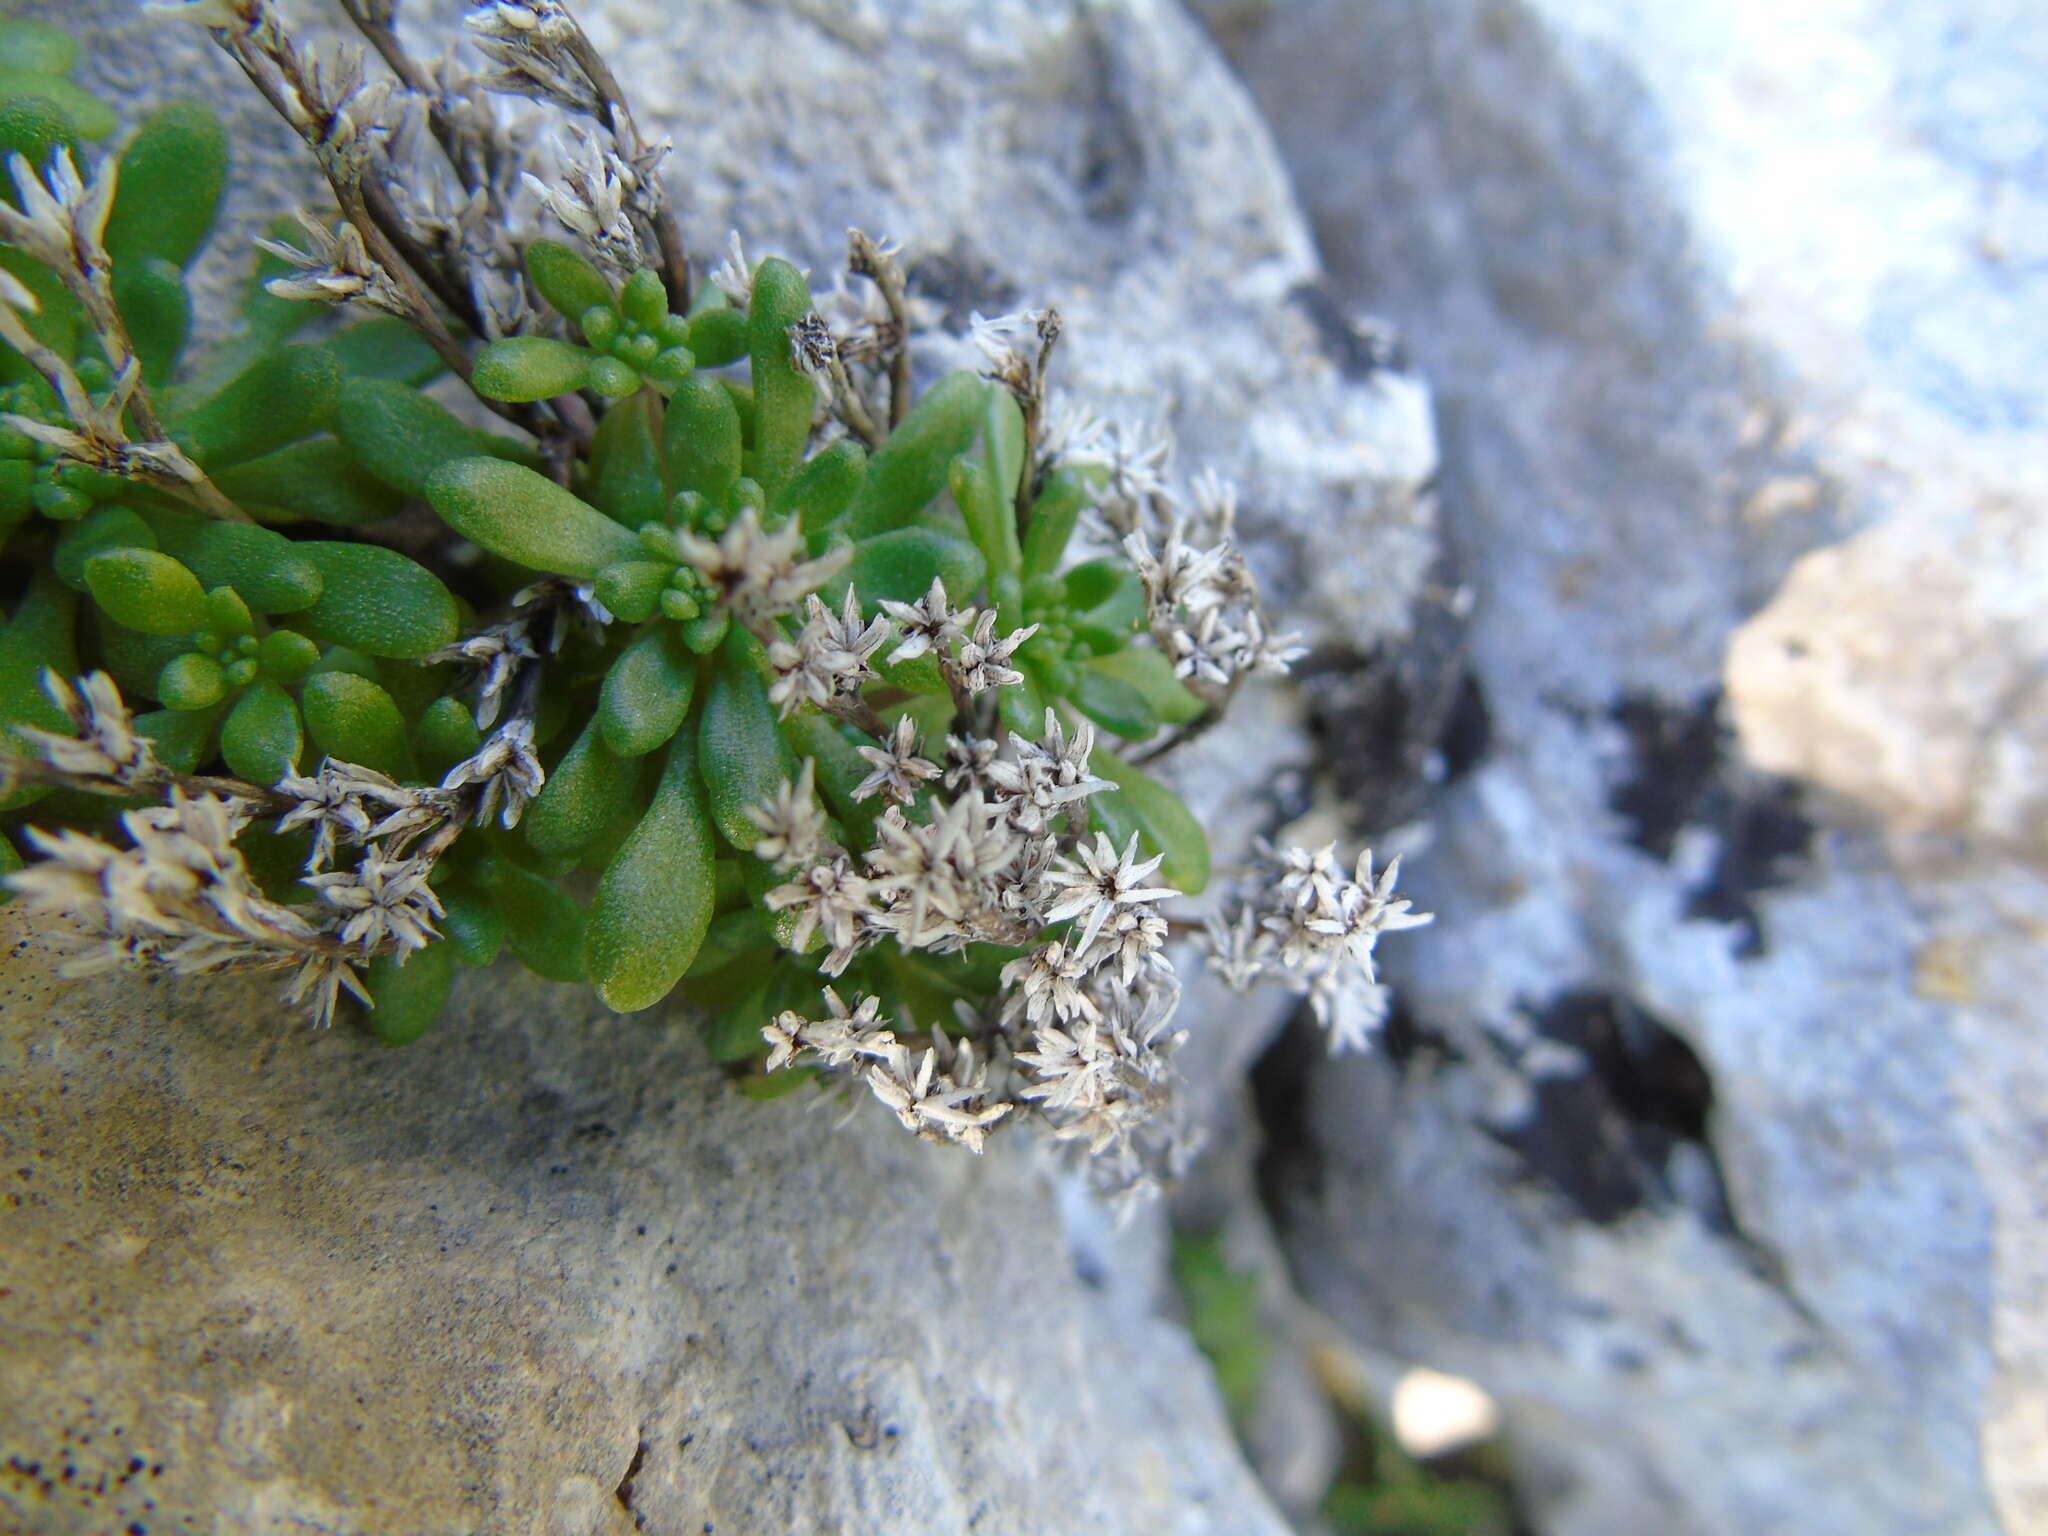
[0, 4, 1426, 1203]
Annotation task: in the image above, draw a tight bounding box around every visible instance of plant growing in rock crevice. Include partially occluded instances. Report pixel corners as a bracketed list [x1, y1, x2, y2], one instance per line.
[0, 2, 1427, 1203]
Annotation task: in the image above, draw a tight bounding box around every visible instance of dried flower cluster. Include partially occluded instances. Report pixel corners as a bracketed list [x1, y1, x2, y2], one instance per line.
[1204, 843, 1434, 1055]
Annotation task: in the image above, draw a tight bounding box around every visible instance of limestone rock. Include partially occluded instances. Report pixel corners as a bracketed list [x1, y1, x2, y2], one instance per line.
[1198, 2, 2047, 1531]
[1726, 485, 2048, 856]
[0, 918, 1288, 1535]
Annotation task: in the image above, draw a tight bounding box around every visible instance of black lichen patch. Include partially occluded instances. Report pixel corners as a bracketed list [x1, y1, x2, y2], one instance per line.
[1609, 692, 1721, 859]
[1490, 990, 1731, 1229]
[1683, 776, 1813, 957]
[1608, 690, 1814, 955]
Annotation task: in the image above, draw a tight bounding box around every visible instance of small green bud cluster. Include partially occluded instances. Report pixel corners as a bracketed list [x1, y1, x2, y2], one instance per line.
[472, 242, 742, 402]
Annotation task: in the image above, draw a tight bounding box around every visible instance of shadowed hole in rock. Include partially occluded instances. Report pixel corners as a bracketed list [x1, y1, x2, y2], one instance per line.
[1491, 990, 1733, 1231]
[1297, 568, 1475, 833]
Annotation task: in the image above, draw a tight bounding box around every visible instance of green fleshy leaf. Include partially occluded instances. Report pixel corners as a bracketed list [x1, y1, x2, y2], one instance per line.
[439, 880, 506, 967]
[410, 690, 474, 758]
[83, 548, 207, 635]
[53, 507, 154, 590]
[1064, 556, 1145, 643]
[322, 317, 444, 386]
[426, 456, 642, 579]
[588, 390, 669, 525]
[97, 620, 186, 705]
[697, 629, 790, 851]
[0, 248, 76, 369]
[832, 526, 986, 608]
[134, 702, 223, 773]
[220, 679, 302, 783]
[526, 717, 639, 856]
[171, 345, 343, 469]
[784, 437, 865, 533]
[0, 458, 33, 524]
[782, 712, 881, 850]
[1021, 463, 1100, 579]
[288, 541, 455, 659]
[156, 651, 225, 711]
[620, 268, 667, 328]
[1088, 746, 1210, 895]
[1087, 647, 1206, 725]
[0, 571, 75, 767]
[835, 371, 990, 539]
[663, 373, 741, 506]
[113, 257, 190, 386]
[105, 101, 227, 270]
[333, 377, 485, 500]
[257, 629, 319, 684]
[299, 670, 414, 780]
[586, 725, 716, 1012]
[686, 305, 747, 368]
[949, 446, 1020, 582]
[0, 72, 111, 147]
[363, 940, 456, 1045]
[0, 98, 79, 209]
[743, 256, 814, 503]
[592, 560, 671, 625]
[472, 335, 591, 401]
[598, 625, 696, 757]
[585, 355, 639, 397]
[526, 239, 613, 324]
[484, 855, 586, 983]
[214, 437, 406, 528]
[148, 513, 323, 614]
[1068, 665, 1157, 740]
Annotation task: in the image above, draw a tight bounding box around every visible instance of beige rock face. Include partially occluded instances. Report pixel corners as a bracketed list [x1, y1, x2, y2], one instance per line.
[1726, 477, 2048, 856]
[0, 913, 1283, 1535]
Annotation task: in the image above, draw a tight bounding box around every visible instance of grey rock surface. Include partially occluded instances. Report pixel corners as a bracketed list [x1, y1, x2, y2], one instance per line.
[8, 0, 1452, 1531]
[0, 918, 1286, 1535]
[1198, 2, 2047, 1533]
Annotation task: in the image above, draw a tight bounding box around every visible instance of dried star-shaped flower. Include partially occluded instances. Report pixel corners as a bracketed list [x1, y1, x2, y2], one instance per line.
[765, 854, 873, 974]
[674, 508, 851, 629]
[1000, 940, 1102, 1027]
[852, 716, 940, 805]
[304, 852, 445, 959]
[747, 759, 828, 867]
[1039, 830, 1178, 958]
[256, 211, 412, 314]
[767, 586, 887, 717]
[0, 148, 116, 282]
[762, 987, 892, 1072]
[944, 610, 1037, 695]
[878, 577, 973, 667]
[19, 671, 161, 789]
[441, 717, 545, 828]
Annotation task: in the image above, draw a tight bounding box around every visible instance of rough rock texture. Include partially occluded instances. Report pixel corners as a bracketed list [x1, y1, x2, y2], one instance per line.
[8, 0, 1452, 1532]
[0, 918, 1289, 1535]
[1198, 2, 2047, 1533]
